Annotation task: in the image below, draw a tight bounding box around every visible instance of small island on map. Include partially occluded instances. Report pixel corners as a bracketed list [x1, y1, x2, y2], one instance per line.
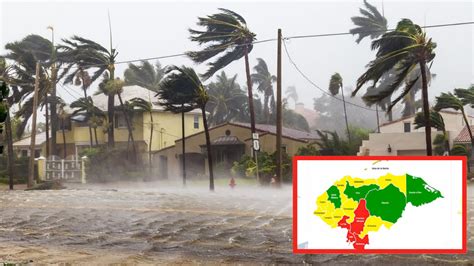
[314, 173, 443, 250]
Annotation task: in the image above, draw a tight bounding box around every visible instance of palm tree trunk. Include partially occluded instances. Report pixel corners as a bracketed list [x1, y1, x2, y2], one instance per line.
[50, 67, 58, 156]
[149, 111, 154, 175]
[181, 108, 186, 186]
[5, 111, 15, 190]
[244, 45, 256, 135]
[263, 95, 269, 123]
[62, 121, 66, 158]
[45, 98, 50, 157]
[94, 127, 99, 146]
[340, 85, 351, 142]
[83, 88, 93, 147]
[107, 95, 115, 147]
[202, 107, 214, 191]
[443, 129, 450, 155]
[117, 93, 137, 163]
[419, 61, 432, 156]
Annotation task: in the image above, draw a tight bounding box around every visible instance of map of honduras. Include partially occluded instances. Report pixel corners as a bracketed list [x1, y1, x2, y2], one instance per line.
[314, 173, 443, 250]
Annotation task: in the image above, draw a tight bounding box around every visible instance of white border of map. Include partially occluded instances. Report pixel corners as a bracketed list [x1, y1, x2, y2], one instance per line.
[297, 159, 463, 250]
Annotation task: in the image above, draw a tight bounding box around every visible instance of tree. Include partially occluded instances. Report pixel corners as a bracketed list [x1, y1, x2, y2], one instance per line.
[285, 86, 298, 107]
[128, 97, 154, 173]
[251, 58, 276, 122]
[158, 65, 215, 190]
[124, 60, 165, 92]
[57, 102, 68, 158]
[206, 71, 247, 125]
[434, 90, 474, 155]
[349, 0, 387, 44]
[414, 110, 449, 155]
[187, 8, 258, 136]
[352, 19, 437, 155]
[70, 96, 105, 146]
[329, 73, 351, 141]
[61, 36, 118, 147]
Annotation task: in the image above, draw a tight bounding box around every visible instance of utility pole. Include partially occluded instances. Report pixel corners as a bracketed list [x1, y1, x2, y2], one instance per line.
[28, 62, 41, 188]
[275, 29, 282, 186]
[48, 26, 58, 156]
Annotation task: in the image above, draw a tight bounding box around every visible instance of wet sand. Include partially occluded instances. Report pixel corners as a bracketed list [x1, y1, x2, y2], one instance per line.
[0, 181, 472, 264]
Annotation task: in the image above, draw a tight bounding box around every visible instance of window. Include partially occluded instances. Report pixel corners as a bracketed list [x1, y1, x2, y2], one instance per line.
[59, 118, 71, 130]
[115, 113, 128, 128]
[75, 120, 89, 127]
[21, 150, 28, 157]
[194, 114, 199, 129]
[281, 145, 287, 154]
[34, 149, 41, 158]
[403, 122, 411, 132]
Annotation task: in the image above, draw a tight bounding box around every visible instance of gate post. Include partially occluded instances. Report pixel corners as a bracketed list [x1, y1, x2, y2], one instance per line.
[61, 159, 65, 179]
[36, 156, 46, 181]
[81, 156, 87, 184]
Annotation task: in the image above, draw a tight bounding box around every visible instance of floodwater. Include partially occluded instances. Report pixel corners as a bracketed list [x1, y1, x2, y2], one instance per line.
[0, 181, 473, 264]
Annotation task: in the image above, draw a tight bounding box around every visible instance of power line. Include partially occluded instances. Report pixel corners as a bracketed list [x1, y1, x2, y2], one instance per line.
[284, 21, 474, 40]
[282, 39, 379, 112]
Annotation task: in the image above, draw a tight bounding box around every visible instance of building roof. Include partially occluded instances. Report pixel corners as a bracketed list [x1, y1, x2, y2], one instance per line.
[13, 131, 47, 147]
[231, 122, 320, 141]
[86, 85, 201, 114]
[454, 125, 474, 144]
[379, 110, 473, 128]
[209, 135, 244, 146]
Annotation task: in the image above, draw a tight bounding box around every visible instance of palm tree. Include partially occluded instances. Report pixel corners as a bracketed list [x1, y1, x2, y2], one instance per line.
[158, 65, 215, 190]
[434, 91, 474, 154]
[285, 86, 298, 108]
[124, 61, 165, 92]
[187, 8, 258, 136]
[251, 58, 276, 123]
[329, 73, 351, 142]
[129, 97, 154, 172]
[61, 35, 118, 147]
[349, 0, 388, 44]
[414, 110, 450, 155]
[352, 19, 437, 155]
[57, 102, 68, 158]
[70, 96, 105, 146]
[206, 71, 247, 125]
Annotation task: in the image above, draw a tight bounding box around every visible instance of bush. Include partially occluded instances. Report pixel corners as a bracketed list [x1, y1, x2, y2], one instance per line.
[0, 155, 29, 184]
[82, 147, 144, 182]
[231, 151, 293, 184]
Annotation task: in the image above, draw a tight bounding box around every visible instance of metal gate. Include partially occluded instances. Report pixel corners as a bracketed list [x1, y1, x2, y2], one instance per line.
[45, 155, 85, 182]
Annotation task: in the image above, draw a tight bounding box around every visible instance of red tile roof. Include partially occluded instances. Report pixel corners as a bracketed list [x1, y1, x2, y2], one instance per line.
[454, 125, 474, 144]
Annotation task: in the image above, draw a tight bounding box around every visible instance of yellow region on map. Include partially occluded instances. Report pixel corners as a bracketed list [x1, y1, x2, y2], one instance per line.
[359, 216, 393, 238]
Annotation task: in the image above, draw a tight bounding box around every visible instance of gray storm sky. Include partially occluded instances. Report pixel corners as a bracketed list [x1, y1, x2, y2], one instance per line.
[1, 0, 473, 111]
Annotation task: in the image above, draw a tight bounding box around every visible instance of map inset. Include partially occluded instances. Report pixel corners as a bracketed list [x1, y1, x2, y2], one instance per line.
[314, 173, 443, 250]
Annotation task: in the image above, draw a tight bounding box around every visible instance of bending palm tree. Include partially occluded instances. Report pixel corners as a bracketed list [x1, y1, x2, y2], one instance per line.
[285, 86, 298, 108]
[187, 8, 258, 135]
[129, 97, 154, 173]
[329, 73, 351, 142]
[70, 96, 105, 146]
[206, 71, 247, 125]
[61, 36, 118, 147]
[414, 110, 449, 155]
[124, 61, 164, 92]
[158, 66, 215, 190]
[349, 0, 387, 44]
[352, 19, 437, 155]
[251, 58, 276, 123]
[434, 91, 474, 155]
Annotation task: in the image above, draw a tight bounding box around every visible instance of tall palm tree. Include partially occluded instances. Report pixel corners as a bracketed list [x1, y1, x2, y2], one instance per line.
[206, 71, 247, 125]
[57, 102, 69, 158]
[158, 65, 215, 188]
[352, 19, 437, 155]
[329, 73, 351, 142]
[251, 58, 276, 122]
[124, 61, 165, 92]
[187, 8, 258, 135]
[414, 110, 450, 155]
[61, 35, 118, 147]
[349, 0, 388, 44]
[129, 97, 154, 172]
[285, 86, 298, 108]
[434, 91, 474, 154]
[70, 96, 105, 146]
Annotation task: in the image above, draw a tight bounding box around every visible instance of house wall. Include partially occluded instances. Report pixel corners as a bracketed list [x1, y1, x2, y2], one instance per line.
[142, 111, 204, 152]
[153, 124, 313, 180]
[361, 131, 442, 156]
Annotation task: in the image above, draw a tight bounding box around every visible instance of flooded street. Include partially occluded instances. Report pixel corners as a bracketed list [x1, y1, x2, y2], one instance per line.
[0, 182, 473, 264]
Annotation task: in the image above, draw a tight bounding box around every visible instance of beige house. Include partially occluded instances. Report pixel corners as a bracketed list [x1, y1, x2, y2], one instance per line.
[12, 131, 47, 158]
[152, 122, 320, 179]
[358, 110, 473, 156]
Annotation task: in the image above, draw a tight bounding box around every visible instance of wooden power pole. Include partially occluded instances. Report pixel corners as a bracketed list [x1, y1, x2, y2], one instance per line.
[28, 62, 40, 188]
[276, 29, 282, 186]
